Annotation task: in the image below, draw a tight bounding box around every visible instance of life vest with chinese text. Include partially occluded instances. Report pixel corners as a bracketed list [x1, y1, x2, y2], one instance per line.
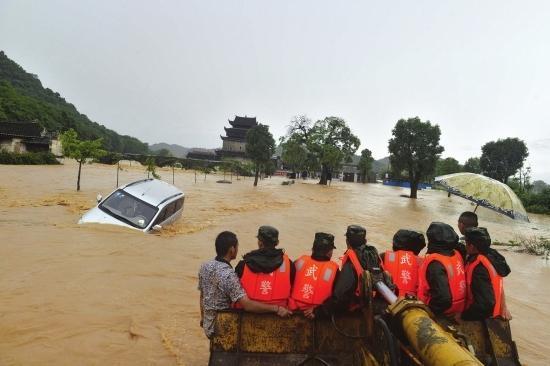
[465, 254, 503, 318]
[383, 250, 422, 297]
[417, 250, 466, 314]
[238, 254, 291, 307]
[289, 255, 338, 310]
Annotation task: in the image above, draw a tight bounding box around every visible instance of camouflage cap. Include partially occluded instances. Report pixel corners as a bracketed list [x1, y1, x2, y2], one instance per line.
[464, 227, 491, 253]
[345, 225, 366, 239]
[313, 232, 336, 250]
[257, 225, 279, 244]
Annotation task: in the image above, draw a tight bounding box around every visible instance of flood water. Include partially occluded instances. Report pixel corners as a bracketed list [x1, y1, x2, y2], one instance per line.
[1, 161, 549, 365]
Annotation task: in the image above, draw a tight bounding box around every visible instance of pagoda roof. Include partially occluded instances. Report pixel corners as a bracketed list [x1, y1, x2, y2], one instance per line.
[0, 121, 43, 138]
[224, 126, 249, 139]
[228, 115, 257, 128]
[221, 135, 246, 142]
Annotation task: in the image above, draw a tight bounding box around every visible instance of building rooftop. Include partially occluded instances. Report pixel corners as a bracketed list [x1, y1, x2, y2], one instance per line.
[228, 116, 258, 128]
[224, 126, 249, 139]
[0, 121, 43, 138]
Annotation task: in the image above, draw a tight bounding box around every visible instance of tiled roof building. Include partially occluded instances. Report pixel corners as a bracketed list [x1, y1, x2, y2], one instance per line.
[218, 116, 258, 159]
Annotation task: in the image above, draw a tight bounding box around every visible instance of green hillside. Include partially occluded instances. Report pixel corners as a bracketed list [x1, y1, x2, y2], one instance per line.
[0, 51, 148, 154]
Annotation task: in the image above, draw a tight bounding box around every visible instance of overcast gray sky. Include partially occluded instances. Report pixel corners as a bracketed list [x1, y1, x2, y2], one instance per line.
[1, 0, 549, 181]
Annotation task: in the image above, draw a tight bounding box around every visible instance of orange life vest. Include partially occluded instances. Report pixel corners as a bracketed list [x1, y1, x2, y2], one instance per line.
[383, 250, 423, 297]
[340, 249, 367, 310]
[465, 254, 503, 318]
[417, 250, 466, 314]
[237, 254, 291, 307]
[289, 255, 339, 310]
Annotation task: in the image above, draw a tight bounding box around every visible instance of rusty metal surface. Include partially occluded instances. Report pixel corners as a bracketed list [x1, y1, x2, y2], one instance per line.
[485, 319, 521, 366]
[454, 319, 521, 366]
[240, 313, 312, 353]
[208, 351, 365, 366]
[209, 302, 521, 366]
[209, 311, 369, 366]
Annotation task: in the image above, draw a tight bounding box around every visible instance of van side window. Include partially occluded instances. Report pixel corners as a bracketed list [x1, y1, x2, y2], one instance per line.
[175, 198, 184, 211]
[165, 201, 176, 217]
[154, 201, 177, 225]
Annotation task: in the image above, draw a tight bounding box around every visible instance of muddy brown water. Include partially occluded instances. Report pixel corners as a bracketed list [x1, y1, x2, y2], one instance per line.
[1, 161, 549, 365]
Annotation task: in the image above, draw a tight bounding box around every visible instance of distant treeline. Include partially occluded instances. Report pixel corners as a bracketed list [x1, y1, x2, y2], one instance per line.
[0, 51, 149, 154]
[99, 151, 254, 175]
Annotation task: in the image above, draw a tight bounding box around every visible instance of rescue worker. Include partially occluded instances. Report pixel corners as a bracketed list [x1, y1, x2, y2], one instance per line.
[417, 222, 466, 316]
[381, 229, 426, 297]
[289, 232, 339, 311]
[305, 225, 382, 319]
[456, 211, 478, 258]
[458, 211, 478, 237]
[235, 226, 295, 306]
[198, 231, 292, 338]
[461, 227, 511, 321]
[457, 211, 512, 320]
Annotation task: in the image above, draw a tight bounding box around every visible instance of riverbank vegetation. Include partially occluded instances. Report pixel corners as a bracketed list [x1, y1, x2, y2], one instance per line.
[495, 235, 550, 259]
[0, 149, 59, 165]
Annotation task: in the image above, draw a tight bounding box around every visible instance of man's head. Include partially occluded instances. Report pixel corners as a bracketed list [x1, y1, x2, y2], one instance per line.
[464, 227, 491, 255]
[392, 229, 426, 255]
[312, 232, 336, 259]
[458, 211, 478, 235]
[345, 225, 367, 248]
[256, 225, 279, 248]
[215, 231, 239, 260]
[426, 222, 459, 250]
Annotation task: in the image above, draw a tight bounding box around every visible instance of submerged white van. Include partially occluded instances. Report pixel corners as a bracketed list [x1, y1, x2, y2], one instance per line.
[78, 179, 184, 233]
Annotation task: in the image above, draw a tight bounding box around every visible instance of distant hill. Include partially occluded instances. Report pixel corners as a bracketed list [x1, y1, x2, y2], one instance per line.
[372, 156, 390, 174]
[0, 51, 149, 154]
[150, 143, 191, 158]
[150, 142, 217, 158]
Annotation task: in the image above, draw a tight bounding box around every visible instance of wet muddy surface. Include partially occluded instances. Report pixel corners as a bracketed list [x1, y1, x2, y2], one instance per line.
[1, 161, 549, 365]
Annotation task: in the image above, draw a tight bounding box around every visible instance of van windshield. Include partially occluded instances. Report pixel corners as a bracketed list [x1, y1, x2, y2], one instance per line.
[99, 190, 158, 229]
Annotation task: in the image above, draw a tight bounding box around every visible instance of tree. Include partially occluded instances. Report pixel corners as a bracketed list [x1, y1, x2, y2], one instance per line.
[155, 148, 172, 157]
[357, 148, 374, 183]
[60, 129, 106, 191]
[281, 137, 308, 173]
[532, 180, 549, 194]
[435, 157, 462, 177]
[463, 157, 481, 174]
[245, 124, 275, 186]
[145, 157, 160, 179]
[309, 117, 360, 185]
[388, 117, 444, 199]
[262, 160, 276, 177]
[516, 166, 532, 192]
[480, 138, 529, 184]
[284, 115, 360, 185]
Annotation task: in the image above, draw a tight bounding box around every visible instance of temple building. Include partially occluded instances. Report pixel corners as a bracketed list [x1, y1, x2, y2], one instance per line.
[0, 121, 62, 156]
[218, 115, 258, 159]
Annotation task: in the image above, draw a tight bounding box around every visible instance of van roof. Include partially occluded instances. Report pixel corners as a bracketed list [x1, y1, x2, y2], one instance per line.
[122, 179, 184, 207]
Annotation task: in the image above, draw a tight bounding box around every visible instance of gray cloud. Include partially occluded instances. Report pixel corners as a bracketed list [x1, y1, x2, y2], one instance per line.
[1, 0, 549, 181]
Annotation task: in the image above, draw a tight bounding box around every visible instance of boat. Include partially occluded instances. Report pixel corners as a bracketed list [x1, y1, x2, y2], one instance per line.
[209, 269, 520, 366]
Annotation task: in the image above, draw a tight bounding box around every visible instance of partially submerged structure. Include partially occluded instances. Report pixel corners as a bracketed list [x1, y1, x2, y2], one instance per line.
[187, 148, 218, 161]
[0, 121, 61, 155]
